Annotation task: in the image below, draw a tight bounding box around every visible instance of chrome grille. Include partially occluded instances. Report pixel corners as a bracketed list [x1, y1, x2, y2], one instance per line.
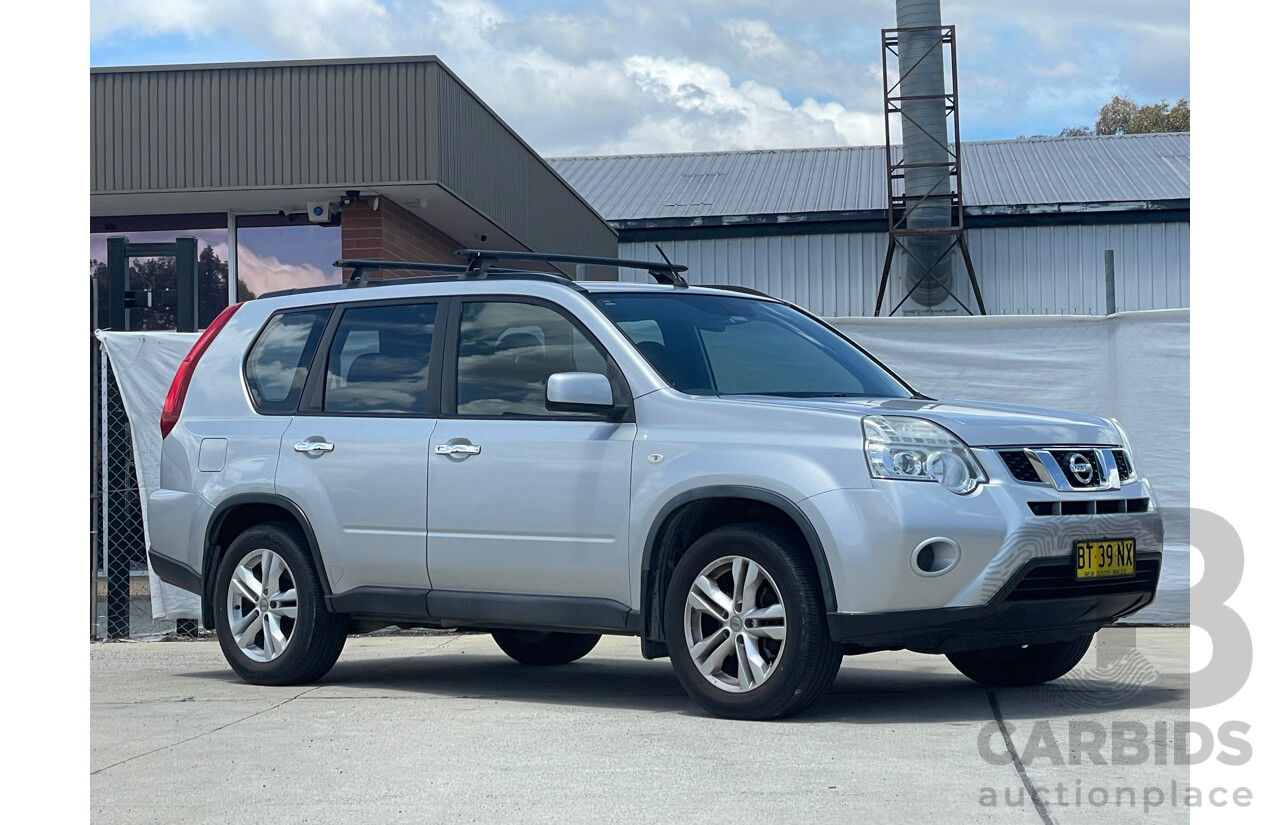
[1000, 451, 1041, 483]
[1049, 449, 1103, 489]
[998, 446, 1127, 492]
[1113, 450, 1134, 480]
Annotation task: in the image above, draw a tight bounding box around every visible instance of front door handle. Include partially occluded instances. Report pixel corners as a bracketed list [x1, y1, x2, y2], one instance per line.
[294, 441, 335, 453]
[434, 443, 481, 456]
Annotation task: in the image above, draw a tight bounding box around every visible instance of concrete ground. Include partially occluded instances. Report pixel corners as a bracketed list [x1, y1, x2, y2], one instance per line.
[91, 627, 1189, 825]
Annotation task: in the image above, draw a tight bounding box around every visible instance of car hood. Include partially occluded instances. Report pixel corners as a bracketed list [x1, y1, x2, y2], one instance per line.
[720, 395, 1119, 447]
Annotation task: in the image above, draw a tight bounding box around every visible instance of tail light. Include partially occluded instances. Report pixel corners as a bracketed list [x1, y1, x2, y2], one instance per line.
[160, 303, 242, 438]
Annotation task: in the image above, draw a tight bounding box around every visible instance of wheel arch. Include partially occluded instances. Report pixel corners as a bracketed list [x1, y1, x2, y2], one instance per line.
[640, 486, 837, 642]
[202, 493, 331, 629]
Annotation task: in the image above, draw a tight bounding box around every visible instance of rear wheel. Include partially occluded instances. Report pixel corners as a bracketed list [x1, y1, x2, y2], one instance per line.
[947, 634, 1094, 687]
[664, 524, 842, 720]
[213, 522, 348, 685]
[491, 629, 601, 665]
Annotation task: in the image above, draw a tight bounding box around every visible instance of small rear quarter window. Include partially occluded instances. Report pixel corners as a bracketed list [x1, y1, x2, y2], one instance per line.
[245, 308, 331, 413]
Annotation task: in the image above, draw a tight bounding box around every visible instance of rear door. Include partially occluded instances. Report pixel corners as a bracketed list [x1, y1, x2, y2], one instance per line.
[275, 299, 443, 595]
[426, 297, 636, 604]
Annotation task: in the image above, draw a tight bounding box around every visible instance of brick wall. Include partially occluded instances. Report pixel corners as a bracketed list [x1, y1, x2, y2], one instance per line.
[340, 198, 463, 279]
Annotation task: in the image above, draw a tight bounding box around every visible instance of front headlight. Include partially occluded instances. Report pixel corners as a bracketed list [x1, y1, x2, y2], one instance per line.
[863, 415, 987, 495]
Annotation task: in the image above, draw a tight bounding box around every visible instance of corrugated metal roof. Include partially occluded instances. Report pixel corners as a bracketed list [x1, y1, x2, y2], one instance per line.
[549, 133, 1190, 221]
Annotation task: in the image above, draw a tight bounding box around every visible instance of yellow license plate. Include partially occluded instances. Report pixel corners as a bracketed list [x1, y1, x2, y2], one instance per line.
[1075, 538, 1136, 579]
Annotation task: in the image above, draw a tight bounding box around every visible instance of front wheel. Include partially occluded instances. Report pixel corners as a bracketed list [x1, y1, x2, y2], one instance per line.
[664, 524, 842, 720]
[213, 522, 348, 685]
[491, 629, 600, 665]
[946, 634, 1094, 687]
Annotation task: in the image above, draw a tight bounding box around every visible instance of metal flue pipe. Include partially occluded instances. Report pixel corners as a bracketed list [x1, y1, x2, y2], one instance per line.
[895, 0, 953, 306]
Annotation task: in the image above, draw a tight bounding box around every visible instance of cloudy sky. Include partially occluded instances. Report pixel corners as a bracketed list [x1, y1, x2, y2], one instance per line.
[89, 0, 1189, 157]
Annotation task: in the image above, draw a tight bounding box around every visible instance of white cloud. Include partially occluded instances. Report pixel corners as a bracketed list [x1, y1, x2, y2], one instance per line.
[92, 0, 394, 57]
[91, 0, 213, 39]
[90, 0, 1188, 152]
[723, 19, 790, 61]
[608, 56, 880, 153]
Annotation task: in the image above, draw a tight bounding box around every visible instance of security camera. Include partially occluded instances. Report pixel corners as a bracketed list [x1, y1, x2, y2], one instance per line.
[306, 202, 333, 223]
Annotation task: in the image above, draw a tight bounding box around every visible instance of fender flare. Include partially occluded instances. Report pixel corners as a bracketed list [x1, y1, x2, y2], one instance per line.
[201, 493, 332, 628]
[639, 485, 837, 640]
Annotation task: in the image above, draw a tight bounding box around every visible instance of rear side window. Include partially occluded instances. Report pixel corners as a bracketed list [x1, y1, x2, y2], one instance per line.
[245, 308, 331, 413]
[323, 302, 437, 415]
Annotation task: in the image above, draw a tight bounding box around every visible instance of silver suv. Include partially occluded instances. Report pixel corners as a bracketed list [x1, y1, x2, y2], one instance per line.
[149, 250, 1162, 719]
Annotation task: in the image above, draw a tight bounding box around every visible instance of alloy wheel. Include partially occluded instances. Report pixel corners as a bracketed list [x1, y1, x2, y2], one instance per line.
[682, 555, 788, 692]
[226, 548, 299, 663]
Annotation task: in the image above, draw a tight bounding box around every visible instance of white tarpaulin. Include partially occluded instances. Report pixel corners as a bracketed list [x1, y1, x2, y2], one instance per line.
[98, 309, 1189, 625]
[97, 330, 200, 621]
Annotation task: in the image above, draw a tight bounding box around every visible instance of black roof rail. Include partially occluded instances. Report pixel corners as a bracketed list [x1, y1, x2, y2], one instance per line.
[455, 248, 689, 287]
[702, 284, 774, 298]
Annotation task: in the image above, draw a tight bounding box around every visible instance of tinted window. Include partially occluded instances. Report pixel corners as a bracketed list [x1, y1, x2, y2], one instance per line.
[323, 303, 437, 415]
[245, 308, 331, 413]
[455, 301, 612, 417]
[593, 293, 912, 398]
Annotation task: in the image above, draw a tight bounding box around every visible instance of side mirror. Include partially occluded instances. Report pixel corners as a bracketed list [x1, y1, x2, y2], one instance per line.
[546, 372, 617, 414]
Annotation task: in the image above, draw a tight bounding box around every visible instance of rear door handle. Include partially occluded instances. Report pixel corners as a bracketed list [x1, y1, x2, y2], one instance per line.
[294, 441, 335, 453]
[434, 443, 481, 456]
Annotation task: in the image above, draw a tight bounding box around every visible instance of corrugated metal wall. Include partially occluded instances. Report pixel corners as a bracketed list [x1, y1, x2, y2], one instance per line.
[620, 221, 1189, 316]
[90, 59, 616, 263]
[91, 61, 441, 192]
[433, 70, 618, 267]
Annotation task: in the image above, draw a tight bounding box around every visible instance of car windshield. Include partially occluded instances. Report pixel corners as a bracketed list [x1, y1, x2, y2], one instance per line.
[591, 292, 913, 398]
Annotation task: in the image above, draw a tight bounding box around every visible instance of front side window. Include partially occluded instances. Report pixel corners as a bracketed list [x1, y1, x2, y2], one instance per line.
[323, 303, 437, 415]
[592, 293, 912, 398]
[455, 300, 613, 417]
[245, 308, 331, 413]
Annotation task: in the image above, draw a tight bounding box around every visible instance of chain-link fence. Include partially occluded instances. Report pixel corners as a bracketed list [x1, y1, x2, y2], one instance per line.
[92, 343, 198, 639]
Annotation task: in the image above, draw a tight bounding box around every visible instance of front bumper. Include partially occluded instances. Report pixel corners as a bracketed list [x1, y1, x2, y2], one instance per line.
[827, 552, 1160, 653]
[801, 450, 1164, 616]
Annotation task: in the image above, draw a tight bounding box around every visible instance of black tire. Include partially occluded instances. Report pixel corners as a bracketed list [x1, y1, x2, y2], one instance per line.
[212, 522, 348, 685]
[946, 633, 1094, 687]
[491, 629, 601, 665]
[663, 523, 843, 720]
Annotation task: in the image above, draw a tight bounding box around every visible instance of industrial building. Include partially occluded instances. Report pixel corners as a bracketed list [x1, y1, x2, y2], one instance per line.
[90, 55, 619, 329]
[550, 132, 1190, 317]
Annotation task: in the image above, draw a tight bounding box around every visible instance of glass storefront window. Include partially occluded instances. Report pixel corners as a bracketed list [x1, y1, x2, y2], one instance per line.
[89, 229, 231, 330]
[235, 224, 341, 299]
[90, 217, 343, 330]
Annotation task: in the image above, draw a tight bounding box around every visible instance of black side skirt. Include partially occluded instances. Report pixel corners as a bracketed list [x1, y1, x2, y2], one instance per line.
[326, 588, 641, 636]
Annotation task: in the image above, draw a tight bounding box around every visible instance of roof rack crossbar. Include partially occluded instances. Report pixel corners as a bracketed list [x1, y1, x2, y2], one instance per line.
[332, 258, 589, 293]
[454, 249, 689, 287]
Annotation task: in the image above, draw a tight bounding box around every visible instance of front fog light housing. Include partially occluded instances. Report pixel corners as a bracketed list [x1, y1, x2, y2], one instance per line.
[863, 415, 986, 494]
